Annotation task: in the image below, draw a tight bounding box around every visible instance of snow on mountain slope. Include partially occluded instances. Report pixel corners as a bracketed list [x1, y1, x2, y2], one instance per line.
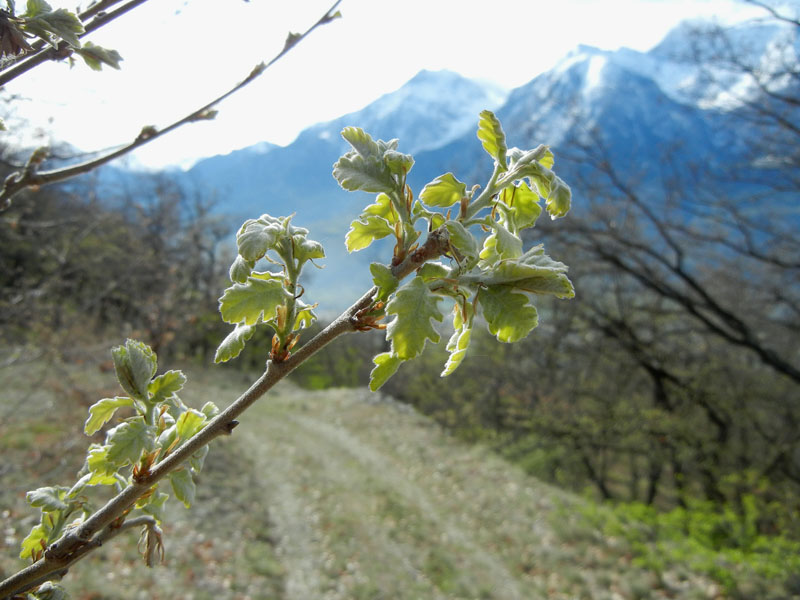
[302, 69, 507, 154]
[559, 19, 799, 112]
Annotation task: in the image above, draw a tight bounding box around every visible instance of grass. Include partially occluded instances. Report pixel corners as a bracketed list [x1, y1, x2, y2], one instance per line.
[0, 357, 736, 599]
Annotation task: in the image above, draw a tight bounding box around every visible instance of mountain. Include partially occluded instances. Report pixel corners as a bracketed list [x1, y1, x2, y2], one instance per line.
[183, 69, 508, 309]
[417, 21, 796, 185]
[185, 69, 507, 223]
[179, 20, 797, 312]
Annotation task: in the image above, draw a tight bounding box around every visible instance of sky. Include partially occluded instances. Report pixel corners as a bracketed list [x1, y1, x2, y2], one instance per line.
[2, 0, 765, 169]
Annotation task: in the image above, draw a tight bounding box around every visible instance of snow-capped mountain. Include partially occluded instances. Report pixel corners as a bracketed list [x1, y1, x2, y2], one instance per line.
[186, 69, 506, 220]
[411, 17, 797, 193]
[179, 19, 797, 310]
[182, 70, 507, 308]
[303, 69, 507, 155]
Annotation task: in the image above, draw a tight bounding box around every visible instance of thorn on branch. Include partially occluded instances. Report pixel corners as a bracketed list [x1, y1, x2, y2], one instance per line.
[135, 125, 157, 142]
[224, 420, 239, 434]
[283, 31, 301, 52]
[25, 146, 49, 169]
[321, 9, 342, 24]
[246, 61, 265, 81]
[189, 108, 218, 122]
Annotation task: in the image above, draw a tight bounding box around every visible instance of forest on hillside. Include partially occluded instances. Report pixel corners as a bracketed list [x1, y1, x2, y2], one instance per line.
[1, 1, 799, 598]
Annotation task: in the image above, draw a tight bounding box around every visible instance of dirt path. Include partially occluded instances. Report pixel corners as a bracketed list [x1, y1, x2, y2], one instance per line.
[1, 368, 714, 599]
[229, 385, 705, 600]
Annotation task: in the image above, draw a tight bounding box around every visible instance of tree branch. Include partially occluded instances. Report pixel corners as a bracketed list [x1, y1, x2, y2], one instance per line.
[0, 223, 449, 599]
[0, 0, 149, 86]
[0, 0, 343, 211]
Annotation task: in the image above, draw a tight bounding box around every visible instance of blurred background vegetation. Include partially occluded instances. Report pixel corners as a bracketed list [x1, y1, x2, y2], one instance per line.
[1, 7, 799, 598]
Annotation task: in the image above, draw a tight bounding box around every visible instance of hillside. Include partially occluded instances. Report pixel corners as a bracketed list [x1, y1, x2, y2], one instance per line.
[0, 361, 719, 599]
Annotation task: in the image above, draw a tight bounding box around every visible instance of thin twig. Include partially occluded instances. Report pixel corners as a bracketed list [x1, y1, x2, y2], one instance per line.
[12, 516, 159, 593]
[0, 0, 343, 211]
[0, 0, 148, 86]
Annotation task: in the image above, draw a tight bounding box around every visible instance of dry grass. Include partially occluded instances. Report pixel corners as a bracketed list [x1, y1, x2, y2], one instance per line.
[1, 360, 720, 599]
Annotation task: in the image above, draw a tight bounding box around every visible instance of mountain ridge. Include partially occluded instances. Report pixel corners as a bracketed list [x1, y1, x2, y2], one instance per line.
[175, 18, 795, 311]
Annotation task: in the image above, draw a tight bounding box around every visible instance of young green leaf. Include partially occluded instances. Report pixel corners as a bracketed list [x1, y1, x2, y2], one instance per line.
[74, 42, 122, 70]
[341, 126, 382, 158]
[26, 486, 68, 512]
[237, 218, 281, 262]
[441, 325, 472, 377]
[444, 220, 479, 261]
[419, 173, 466, 208]
[479, 225, 522, 263]
[201, 402, 220, 419]
[219, 277, 289, 325]
[190, 444, 210, 473]
[384, 149, 414, 175]
[149, 370, 187, 405]
[156, 425, 177, 455]
[527, 165, 553, 199]
[112, 339, 157, 399]
[67, 474, 92, 499]
[386, 276, 443, 360]
[215, 323, 256, 363]
[442, 299, 475, 376]
[169, 468, 196, 508]
[24, 7, 84, 47]
[369, 352, 402, 391]
[236, 221, 281, 263]
[477, 110, 507, 170]
[333, 153, 395, 193]
[176, 409, 206, 440]
[86, 444, 119, 485]
[545, 177, 572, 219]
[19, 524, 47, 559]
[85, 396, 134, 435]
[105, 419, 156, 467]
[293, 236, 325, 263]
[294, 302, 318, 330]
[479, 286, 539, 343]
[370, 262, 398, 301]
[416, 261, 449, 282]
[24, 0, 52, 18]
[229, 255, 255, 284]
[494, 226, 523, 259]
[138, 490, 169, 522]
[500, 182, 542, 232]
[538, 148, 555, 169]
[515, 273, 575, 299]
[362, 193, 398, 223]
[345, 215, 393, 252]
[466, 246, 569, 287]
[29, 581, 68, 600]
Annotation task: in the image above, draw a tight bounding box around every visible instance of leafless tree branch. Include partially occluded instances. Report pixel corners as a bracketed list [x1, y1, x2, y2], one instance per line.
[0, 0, 344, 211]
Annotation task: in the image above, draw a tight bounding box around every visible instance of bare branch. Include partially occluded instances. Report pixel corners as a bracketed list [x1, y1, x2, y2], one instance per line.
[0, 0, 344, 211]
[0, 0, 149, 85]
[745, 0, 800, 28]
